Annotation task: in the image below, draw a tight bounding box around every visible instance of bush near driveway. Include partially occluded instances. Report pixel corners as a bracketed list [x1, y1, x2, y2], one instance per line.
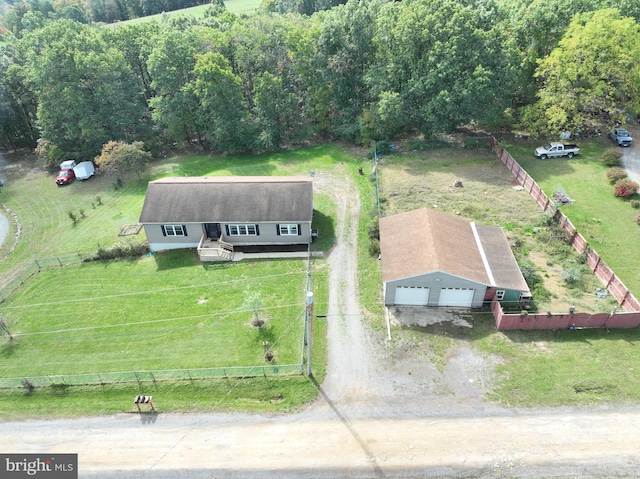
[614, 178, 639, 198]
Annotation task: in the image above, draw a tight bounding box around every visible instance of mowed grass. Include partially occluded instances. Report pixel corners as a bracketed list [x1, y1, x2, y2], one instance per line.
[0, 144, 346, 278]
[113, 0, 262, 26]
[0, 252, 309, 377]
[0, 144, 352, 417]
[471, 321, 640, 407]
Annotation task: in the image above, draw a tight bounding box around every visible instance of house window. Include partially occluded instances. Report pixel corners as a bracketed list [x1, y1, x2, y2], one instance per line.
[163, 225, 187, 236]
[496, 290, 505, 300]
[228, 224, 258, 236]
[278, 224, 300, 236]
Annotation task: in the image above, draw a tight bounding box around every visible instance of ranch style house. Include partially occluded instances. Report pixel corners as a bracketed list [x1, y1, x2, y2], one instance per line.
[139, 176, 314, 261]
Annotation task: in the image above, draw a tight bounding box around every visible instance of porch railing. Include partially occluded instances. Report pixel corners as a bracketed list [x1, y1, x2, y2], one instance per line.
[197, 235, 234, 261]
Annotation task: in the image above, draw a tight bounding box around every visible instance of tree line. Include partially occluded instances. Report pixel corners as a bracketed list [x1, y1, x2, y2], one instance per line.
[1, 0, 640, 162]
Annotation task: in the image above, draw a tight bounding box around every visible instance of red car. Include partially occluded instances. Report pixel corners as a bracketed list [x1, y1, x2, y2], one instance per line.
[56, 168, 75, 185]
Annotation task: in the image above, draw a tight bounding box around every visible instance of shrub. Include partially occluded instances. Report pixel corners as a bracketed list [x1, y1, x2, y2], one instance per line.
[637, 211, 640, 225]
[606, 167, 627, 183]
[562, 267, 582, 285]
[614, 179, 639, 198]
[603, 149, 623, 167]
[35, 138, 65, 171]
[631, 200, 640, 209]
[369, 239, 380, 257]
[375, 140, 391, 155]
[91, 241, 150, 260]
[21, 379, 35, 393]
[520, 262, 541, 288]
[367, 218, 379, 240]
[67, 210, 78, 224]
[537, 213, 556, 227]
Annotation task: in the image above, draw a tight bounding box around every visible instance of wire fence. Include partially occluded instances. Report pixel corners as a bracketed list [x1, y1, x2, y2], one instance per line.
[396, 136, 495, 151]
[0, 364, 305, 389]
[0, 254, 89, 303]
[0, 249, 313, 389]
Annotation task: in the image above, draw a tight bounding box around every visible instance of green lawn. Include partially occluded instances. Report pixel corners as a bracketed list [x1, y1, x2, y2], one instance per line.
[0, 144, 346, 278]
[501, 137, 640, 297]
[471, 320, 640, 407]
[0, 254, 309, 377]
[4, 140, 640, 415]
[113, 0, 262, 26]
[0, 144, 356, 416]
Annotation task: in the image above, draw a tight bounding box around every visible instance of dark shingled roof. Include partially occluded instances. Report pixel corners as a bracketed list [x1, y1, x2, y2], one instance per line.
[379, 208, 529, 292]
[139, 176, 313, 223]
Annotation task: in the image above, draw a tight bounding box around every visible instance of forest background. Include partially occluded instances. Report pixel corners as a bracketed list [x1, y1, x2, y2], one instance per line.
[1, 0, 640, 162]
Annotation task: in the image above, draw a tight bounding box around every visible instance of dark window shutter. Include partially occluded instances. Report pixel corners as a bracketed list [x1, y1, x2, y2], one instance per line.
[161, 225, 166, 236]
[225, 225, 230, 236]
[182, 225, 187, 236]
[297, 224, 301, 235]
[276, 224, 280, 236]
[255, 225, 260, 235]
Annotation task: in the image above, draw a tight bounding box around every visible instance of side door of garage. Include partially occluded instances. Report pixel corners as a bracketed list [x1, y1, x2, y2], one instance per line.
[395, 286, 430, 306]
[438, 288, 475, 307]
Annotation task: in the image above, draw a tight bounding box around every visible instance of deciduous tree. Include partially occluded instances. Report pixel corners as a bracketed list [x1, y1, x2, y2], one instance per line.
[526, 8, 640, 135]
[94, 140, 151, 181]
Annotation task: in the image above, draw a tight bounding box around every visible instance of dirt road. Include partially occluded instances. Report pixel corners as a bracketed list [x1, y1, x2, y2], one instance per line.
[2, 166, 640, 478]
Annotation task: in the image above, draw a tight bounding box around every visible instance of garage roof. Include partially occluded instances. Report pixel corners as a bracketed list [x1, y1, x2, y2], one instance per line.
[379, 208, 529, 292]
[139, 176, 313, 223]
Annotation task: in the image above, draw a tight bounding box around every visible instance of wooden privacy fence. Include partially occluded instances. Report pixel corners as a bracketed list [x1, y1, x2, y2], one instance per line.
[491, 138, 640, 329]
[492, 298, 640, 330]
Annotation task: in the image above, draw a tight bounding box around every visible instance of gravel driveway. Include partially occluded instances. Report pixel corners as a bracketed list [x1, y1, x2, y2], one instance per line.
[2, 165, 640, 478]
[0, 151, 8, 247]
[620, 121, 640, 183]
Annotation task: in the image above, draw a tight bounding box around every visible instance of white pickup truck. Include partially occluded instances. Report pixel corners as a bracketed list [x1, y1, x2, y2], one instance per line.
[534, 142, 580, 159]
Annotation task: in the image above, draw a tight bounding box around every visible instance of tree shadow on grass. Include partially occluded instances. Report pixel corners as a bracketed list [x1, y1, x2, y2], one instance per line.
[0, 339, 19, 358]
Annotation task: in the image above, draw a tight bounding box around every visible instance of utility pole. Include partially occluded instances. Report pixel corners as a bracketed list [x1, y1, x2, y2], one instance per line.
[305, 291, 314, 376]
[374, 145, 381, 218]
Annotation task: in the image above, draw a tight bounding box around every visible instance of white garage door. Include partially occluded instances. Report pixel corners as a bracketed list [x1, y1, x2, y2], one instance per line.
[438, 288, 475, 307]
[395, 286, 430, 305]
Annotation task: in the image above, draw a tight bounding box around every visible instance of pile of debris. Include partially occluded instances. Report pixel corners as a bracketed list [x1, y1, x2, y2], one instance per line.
[553, 191, 574, 206]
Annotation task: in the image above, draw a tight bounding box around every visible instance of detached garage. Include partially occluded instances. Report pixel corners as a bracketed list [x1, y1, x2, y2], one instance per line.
[380, 208, 530, 308]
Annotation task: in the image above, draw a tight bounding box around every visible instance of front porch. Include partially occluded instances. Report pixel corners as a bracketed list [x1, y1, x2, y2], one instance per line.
[197, 235, 310, 262]
[197, 236, 235, 261]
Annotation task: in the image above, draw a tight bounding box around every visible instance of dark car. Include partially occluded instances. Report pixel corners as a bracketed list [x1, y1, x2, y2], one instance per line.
[56, 168, 75, 185]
